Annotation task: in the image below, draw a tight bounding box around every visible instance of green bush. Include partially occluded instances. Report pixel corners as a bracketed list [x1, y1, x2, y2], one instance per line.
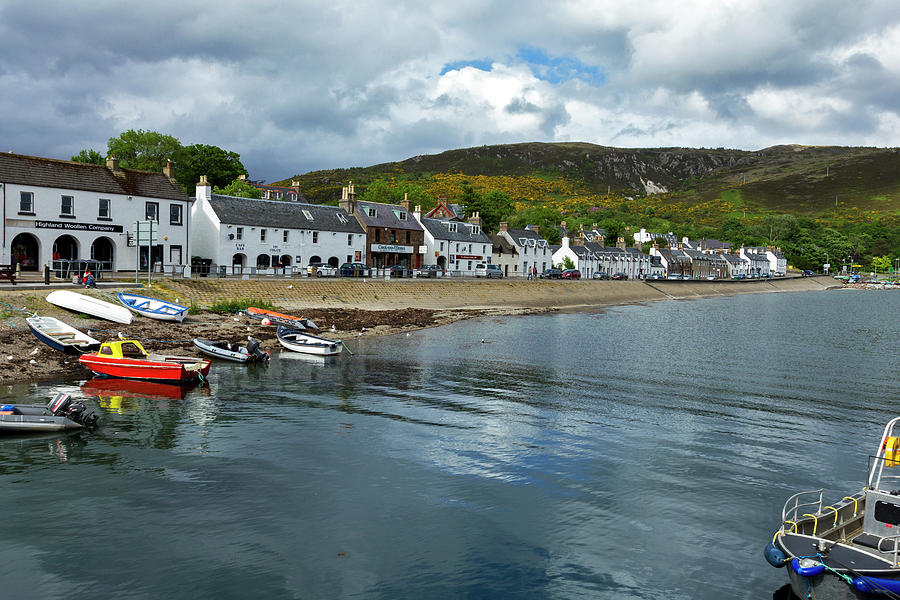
[207, 298, 276, 314]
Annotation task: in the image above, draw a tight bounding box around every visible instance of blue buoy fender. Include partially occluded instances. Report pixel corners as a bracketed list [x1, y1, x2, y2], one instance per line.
[764, 542, 788, 568]
[853, 575, 900, 594]
[791, 557, 826, 577]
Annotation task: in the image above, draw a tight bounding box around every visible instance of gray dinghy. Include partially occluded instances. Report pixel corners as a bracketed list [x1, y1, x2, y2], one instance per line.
[0, 393, 98, 433]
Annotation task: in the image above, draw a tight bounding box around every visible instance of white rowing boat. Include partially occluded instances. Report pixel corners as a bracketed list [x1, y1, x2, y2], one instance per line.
[46, 290, 133, 324]
[26, 316, 101, 354]
[116, 292, 188, 322]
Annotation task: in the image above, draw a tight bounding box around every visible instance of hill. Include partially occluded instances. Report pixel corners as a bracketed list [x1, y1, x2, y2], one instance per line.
[279, 142, 900, 218]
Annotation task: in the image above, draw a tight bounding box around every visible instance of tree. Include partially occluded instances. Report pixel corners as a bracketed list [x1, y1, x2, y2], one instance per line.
[175, 144, 247, 194]
[71, 149, 105, 165]
[561, 256, 575, 270]
[461, 186, 512, 233]
[871, 255, 892, 273]
[107, 129, 182, 172]
[213, 179, 263, 199]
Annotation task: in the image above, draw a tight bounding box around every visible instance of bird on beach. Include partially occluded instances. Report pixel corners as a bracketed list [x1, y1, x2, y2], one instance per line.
[117, 332, 126, 340]
[287, 284, 293, 289]
[29, 347, 38, 356]
[330, 324, 337, 333]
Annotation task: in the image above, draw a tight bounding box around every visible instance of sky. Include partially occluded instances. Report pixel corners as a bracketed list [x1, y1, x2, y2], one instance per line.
[2, 0, 899, 184]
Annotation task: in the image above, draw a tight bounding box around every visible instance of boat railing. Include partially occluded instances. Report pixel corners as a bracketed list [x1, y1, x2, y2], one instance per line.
[867, 417, 900, 490]
[782, 489, 824, 530]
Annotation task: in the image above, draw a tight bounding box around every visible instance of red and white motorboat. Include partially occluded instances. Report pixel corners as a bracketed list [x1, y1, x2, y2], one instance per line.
[78, 340, 211, 383]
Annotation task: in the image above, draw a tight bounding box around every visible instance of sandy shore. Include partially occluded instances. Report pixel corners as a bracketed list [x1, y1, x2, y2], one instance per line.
[0, 275, 836, 385]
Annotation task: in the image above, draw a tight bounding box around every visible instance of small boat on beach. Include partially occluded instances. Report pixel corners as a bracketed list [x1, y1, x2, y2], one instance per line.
[0, 392, 98, 433]
[26, 316, 101, 353]
[246, 307, 318, 330]
[276, 325, 342, 356]
[116, 292, 188, 322]
[766, 417, 900, 598]
[79, 340, 211, 383]
[47, 290, 133, 324]
[192, 337, 269, 363]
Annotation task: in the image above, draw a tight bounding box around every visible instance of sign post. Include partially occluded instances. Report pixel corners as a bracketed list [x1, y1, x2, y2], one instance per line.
[134, 220, 157, 286]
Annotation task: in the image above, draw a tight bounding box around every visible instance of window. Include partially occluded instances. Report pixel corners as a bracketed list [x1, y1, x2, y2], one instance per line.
[448, 223, 457, 233]
[472, 225, 480, 235]
[170, 245, 182, 264]
[302, 210, 313, 221]
[283, 230, 289, 243]
[19, 191, 33, 214]
[145, 202, 159, 221]
[367, 208, 376, 217]
[440, 242, 444, 251]
[390, 231, 396, 243]
[60, 195, 74, 216]
[398, 211, 407, 220]
[406, 231, 410, 243]
[312, 231, 319, 244]
[337, 213, 347, 223]
[170, 204, 183, 225]
[260, 229, 267, 242]
[98, 198, 111, 219]
[347, 234, 353, 246]
[375, 230, 380, 243]
[236, 227, 243, 240]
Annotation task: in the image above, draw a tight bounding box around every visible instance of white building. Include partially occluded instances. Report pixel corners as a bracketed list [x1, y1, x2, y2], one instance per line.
[493, 223, 552, 277]
[552, 236, 598, 276]
[0, 152, 191, 274]
[414, 208, 492, 275]
[191, 177, 366, 273]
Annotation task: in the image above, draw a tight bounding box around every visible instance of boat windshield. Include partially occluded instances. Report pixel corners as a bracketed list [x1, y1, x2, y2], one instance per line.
[120, 342, 147, 358]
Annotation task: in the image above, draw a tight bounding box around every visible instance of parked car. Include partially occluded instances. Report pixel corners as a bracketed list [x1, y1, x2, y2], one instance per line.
[591, 272, 610, 280]
[307, 262, 337, 277]
[706, 274, 717, 280]
[339, 262, 369, 277]
[475, 263, 503, 278]
[561, 269, 581, 279]
[540, 268, 562, 279]
[801, 269, 815, 277]
[387, 264, 411, 278]
[666, 274, 681, 280]
[416, 264, 443, 278]
[611, 272, 628, 280]
[648, 274, 664, 280]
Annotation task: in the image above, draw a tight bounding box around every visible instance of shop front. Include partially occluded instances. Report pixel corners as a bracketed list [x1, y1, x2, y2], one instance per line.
[369, 243, 421, 269]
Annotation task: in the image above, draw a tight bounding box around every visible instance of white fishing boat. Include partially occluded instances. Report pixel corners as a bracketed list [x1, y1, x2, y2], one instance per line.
[26, 316, 101, 354]
[116, 292, 188, 322]
[276, 325, 343, 356]
[46, 290, 133, 324]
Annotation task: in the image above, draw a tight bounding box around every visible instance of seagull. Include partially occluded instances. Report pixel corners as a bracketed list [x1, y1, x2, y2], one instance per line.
[406, 333, 410, 337]
[287, 284, 293, 289]
[117, 332, 126, 340]
[247, 327, 252, 332]
[29, 347, 39, 356]
[29, 359, 36, 365]
[233, 317, 240, 321]
[330, 324, 337, 333]
[357, 332, 363, 337]
[6, 356, 12, 361]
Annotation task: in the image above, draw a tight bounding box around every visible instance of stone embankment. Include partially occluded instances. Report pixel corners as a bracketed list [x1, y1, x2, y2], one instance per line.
[160, 275, 836, 311]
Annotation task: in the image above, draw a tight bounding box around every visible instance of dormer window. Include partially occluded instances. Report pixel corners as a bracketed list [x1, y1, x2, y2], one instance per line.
[336, 213, 347, 223]
[399, 211, 406, 220]
[471, 226, 480, 235]
[367, 208, 377, 217]
[448, 223, 457, 233]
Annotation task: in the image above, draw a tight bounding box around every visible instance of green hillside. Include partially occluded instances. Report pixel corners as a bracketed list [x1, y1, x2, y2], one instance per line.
[276, 142, 900, 272]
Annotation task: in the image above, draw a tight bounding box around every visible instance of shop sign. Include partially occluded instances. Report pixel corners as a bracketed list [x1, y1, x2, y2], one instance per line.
[455, 254, 482, 260]
[371, 243, 413, 253]
[34, 220, 123, 233]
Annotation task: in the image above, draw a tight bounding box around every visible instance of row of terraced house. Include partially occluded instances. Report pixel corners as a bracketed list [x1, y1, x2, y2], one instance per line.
[0, 151, 785, 280]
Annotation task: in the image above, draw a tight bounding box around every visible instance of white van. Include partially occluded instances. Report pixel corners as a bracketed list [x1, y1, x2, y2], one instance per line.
[475, 263, 503, 278]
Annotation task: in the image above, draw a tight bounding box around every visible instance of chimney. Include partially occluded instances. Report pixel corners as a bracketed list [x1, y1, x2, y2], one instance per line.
[414, 205, 422, 221]
[561, 236, 570, 249]
[290, 180, 301, 200]
[617, 236, 626, 250]
[592, 222, 598, 229]
[499, 221, 509, 232]
[653, 242, 659, 249]
[571, 236, 585, 247]
[163, 160, 175, 180]
[238, 174, 247, 181]
[528, 225, 539, 236]
[468, 211, 482, 227]
[196, 174, 211, 202]
[106, 155, 120, 173]
[401, 193, 410, 212]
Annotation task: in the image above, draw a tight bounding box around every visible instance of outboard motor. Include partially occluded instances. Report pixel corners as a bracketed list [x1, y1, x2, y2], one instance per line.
[246, 337, 269, 361]
[66, 401, 99, 428]
[48, 393, 72, 415]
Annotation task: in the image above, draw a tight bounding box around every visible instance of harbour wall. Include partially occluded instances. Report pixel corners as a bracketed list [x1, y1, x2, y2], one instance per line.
[161, 275, 838, 311]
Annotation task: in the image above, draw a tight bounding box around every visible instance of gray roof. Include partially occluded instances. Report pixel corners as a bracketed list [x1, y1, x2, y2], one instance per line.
[506, 228, 548, 248]
[722, 253, 746, 265]
[490, 233, 517, 254]
[0, 152, 189, 201]
[205, 194, 365, 233]
[420, 217, 491, 243]
[356, 201, 423, 231]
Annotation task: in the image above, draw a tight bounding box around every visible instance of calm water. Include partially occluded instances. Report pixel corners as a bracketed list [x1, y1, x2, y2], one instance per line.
[3, 289, 899, 599]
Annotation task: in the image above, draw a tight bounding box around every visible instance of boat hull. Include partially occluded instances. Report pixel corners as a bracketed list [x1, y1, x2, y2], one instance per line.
[47, 290, 133, 324]
[276, 326, 342, 356]
[192, 339, 268, 363]
[78, 354, 211, 383]
[116, 292, 188, 322]
[26, 316, 100, 354]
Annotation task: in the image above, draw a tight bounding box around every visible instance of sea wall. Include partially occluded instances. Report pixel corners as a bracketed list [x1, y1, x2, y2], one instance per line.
[161, 275, 837, 311]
